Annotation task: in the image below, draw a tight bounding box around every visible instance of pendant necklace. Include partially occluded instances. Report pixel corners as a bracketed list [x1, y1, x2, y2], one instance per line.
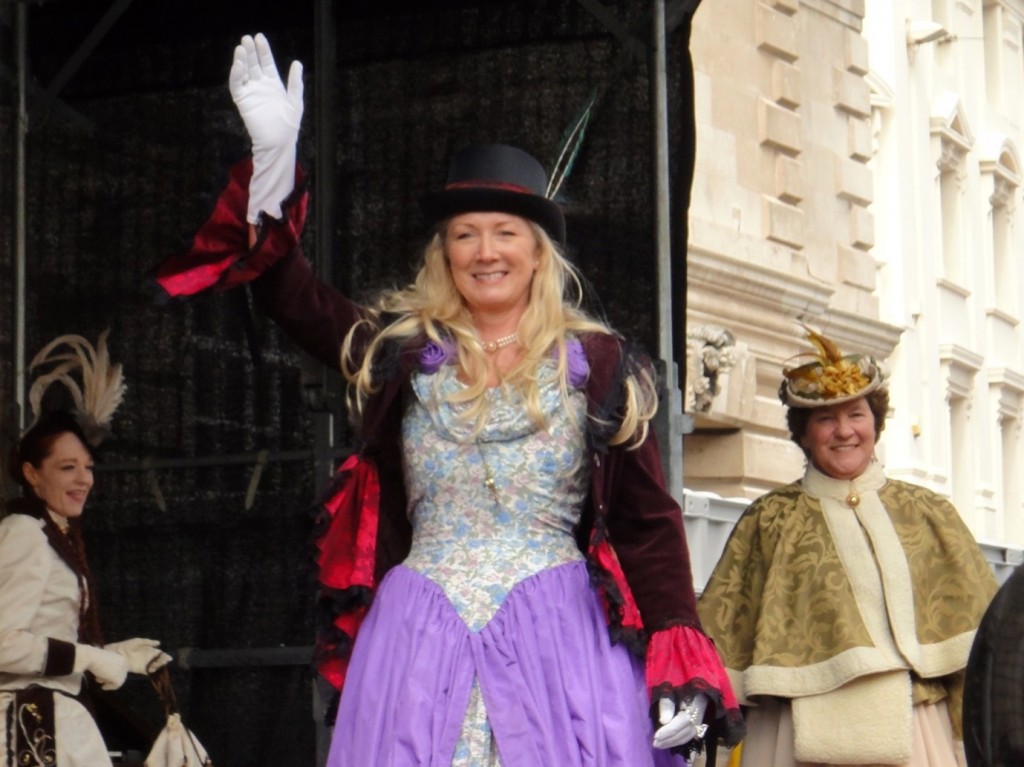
[479, 444, 500, 502]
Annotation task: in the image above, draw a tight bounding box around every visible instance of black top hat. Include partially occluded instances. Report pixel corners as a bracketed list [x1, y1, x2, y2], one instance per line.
[422, 144, 566, 246]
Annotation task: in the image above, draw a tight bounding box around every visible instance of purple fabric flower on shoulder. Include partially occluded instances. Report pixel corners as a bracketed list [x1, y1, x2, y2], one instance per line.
[419, 339, 455, 374]
[565, 338, 589, 387]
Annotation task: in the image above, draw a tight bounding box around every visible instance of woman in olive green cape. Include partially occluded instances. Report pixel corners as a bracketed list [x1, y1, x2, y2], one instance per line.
[698, 328, 997, 767]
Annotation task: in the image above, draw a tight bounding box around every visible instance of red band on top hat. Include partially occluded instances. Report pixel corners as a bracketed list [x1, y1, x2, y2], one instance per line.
[445, 180, 534, 194]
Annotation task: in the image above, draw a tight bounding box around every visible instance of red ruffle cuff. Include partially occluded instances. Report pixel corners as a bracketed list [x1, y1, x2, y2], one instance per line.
[646, 624, 746, 747]
[312, 454, 381, 691]
[153, 158, 307, 299]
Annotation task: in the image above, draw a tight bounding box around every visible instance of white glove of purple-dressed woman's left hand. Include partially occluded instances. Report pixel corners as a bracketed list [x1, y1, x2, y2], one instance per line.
[653, 693, 708, 750]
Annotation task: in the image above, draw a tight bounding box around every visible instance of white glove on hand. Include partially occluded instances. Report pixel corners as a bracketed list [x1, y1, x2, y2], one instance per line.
[653, 693, 709, 750]
[105, 637, 172, 675]
[73, 644, 129, 691]
[228, 32, 304, 224]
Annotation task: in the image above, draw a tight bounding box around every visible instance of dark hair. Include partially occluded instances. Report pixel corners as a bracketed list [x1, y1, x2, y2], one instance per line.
[784, 388, 890, 451]
[8, 410, 95, 490]
[5, 409, 104, 645]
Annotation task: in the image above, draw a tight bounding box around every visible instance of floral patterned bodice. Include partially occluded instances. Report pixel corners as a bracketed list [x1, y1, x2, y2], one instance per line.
[401, 360, 588, 631]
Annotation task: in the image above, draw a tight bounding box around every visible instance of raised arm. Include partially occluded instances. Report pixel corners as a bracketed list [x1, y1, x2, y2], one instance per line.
[154, 34, 369, 369]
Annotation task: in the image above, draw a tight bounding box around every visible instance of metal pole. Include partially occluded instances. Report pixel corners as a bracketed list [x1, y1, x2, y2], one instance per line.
[14, 1, 27, 433]
[651, 0, 684, 502]
[652, 0, 672, 370]
[312, 3, 338, 764]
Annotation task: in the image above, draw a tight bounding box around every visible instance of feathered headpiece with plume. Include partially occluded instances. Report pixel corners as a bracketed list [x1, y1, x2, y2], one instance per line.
[24, 329, 126, 446]
[546, 87, 599, 202]
[780, 324, 886, 408]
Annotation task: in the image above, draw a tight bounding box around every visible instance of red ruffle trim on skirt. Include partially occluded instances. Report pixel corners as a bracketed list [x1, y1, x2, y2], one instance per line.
[153, 158, 307, 298]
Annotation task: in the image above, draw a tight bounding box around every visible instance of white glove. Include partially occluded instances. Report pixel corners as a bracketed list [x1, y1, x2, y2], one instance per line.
[105, 637, 172, 675]
[653, 693, 709, 750]
[73, 644, 129, 691]
[228, 32, 304, 224]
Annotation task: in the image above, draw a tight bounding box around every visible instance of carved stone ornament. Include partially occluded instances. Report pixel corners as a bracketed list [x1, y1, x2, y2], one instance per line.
[685, 324, 737, 413]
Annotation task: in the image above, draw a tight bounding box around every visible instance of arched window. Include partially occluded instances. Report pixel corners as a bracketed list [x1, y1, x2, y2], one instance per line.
[980, 137, 1021, 315]
[990, 369, 1024, 543]
[941, 344, 982, 519]
[930, 93, 974, 288]
[982, 2, 1024, 114]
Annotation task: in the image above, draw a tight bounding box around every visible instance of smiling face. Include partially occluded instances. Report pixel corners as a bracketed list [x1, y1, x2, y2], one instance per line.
[22, 431, 95, 525]
[444, 211, 540, 321]
[800, 397, 877, 480]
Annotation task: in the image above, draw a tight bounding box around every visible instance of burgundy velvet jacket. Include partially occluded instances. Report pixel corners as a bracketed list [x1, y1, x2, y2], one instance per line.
[154, 159, 743, 748]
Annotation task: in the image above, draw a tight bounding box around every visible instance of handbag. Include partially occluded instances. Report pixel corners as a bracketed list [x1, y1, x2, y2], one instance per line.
[143, 666, 212, 767]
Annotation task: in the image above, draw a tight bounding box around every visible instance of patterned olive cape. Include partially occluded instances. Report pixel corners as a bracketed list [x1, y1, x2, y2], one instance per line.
[698, 462, 997, 736]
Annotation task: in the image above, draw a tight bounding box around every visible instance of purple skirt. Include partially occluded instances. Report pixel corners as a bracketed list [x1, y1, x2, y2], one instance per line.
[326, 561, 684, 767]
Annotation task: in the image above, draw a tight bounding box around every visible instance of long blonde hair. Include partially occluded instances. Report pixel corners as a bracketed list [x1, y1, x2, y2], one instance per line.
[341, 222, 657, 447]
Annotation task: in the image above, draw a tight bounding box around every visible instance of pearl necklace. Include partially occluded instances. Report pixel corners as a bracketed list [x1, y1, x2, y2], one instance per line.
[481, 333, 520, 353]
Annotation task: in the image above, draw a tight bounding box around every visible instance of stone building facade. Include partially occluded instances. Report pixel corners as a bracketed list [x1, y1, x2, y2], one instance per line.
[683, 0, 1024, 584]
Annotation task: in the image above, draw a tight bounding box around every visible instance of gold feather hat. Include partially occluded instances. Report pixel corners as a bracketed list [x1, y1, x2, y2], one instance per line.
[779, 325, 887, 408]
[24, 329, 126, 446]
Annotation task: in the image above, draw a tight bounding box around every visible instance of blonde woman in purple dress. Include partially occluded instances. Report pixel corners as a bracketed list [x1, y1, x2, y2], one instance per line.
[155, 33, 745, 766]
